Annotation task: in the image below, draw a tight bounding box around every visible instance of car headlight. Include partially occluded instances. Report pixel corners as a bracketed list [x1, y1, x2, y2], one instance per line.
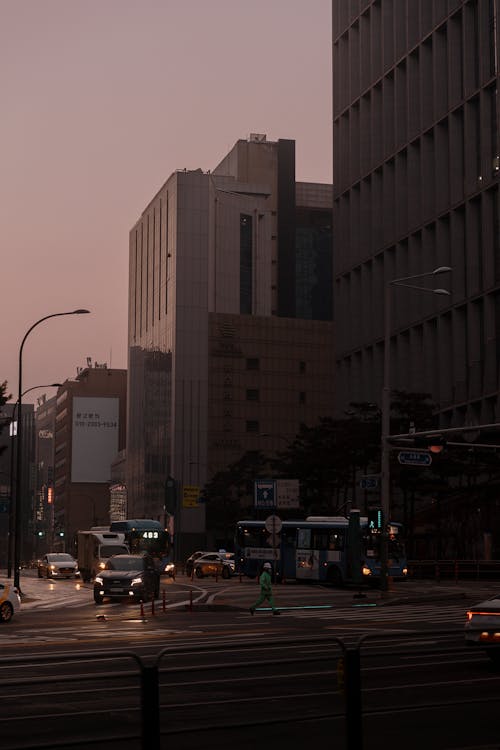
[402, 567, 408, 576]
[50, 565, 56, 571]
[131, 576, 143, 585]
[362, 565, 372, 576]
[164, 563, 175, 573]
[99, 562, 106, 569]
[94, 576, 103, 585]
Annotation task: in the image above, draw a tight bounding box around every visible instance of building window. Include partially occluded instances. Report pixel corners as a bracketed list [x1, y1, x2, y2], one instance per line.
[299, 361, 306, 373]
[246, 357, 260, 370]
[299, 391, 306, 404]
[246, 420, 259, 433]
[246, 389, 259, 401]
[240, 214, 253, 314]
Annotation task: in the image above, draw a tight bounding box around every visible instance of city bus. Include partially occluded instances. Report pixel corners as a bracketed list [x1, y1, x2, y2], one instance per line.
[234, 515, 407, 585]
[109, 519, 171, 569]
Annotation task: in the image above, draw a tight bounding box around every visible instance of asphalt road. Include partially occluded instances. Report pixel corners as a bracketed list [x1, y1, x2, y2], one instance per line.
[1, 573, 500, 749]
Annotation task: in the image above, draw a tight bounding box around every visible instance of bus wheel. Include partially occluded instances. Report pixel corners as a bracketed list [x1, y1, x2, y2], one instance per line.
[327, 566, 343, 587]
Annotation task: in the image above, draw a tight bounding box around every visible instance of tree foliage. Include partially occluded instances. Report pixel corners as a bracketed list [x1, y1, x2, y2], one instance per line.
[0, 381, 12, 458]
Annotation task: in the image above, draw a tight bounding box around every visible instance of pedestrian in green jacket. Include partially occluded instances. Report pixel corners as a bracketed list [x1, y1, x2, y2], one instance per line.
[249, 562, 280, 615]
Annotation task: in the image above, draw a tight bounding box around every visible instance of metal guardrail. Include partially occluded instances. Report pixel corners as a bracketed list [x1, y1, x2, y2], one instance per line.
[408, 559, 500, 581]
[0, 629, 494, 750]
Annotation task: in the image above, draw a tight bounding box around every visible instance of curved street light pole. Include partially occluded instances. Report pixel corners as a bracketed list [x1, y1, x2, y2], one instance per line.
[14, 310, 90, 591]
[380, 268, 451, 596]
[7, 383, 61, 577]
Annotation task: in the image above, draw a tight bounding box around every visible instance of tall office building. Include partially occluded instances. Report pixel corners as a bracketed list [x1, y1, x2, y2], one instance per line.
[127, 135, 334, 557]
[333, 0, 500, 427]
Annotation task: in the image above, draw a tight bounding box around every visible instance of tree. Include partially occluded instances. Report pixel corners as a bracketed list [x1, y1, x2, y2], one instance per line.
[0, 381, 12, 458]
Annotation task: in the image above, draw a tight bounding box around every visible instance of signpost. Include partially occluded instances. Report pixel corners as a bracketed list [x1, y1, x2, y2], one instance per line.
[254, 480, 276, 509]
[398, 450, 432, 466]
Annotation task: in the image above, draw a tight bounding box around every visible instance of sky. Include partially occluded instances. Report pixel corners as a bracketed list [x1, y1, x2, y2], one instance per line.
[1, 0, 332, 405]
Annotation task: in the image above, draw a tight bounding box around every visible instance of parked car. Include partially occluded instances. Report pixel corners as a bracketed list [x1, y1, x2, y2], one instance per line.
[185, 550, 208, 577]
[0, 582, 21, 623]
[192, 552, 236, 579]
[93, 554, 160, 604]
[37, 553, 80, 579]
[465, 593, 500, 663]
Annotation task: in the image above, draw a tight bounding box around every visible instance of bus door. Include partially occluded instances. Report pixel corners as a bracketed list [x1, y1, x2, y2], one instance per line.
[296, 528, 319, 580]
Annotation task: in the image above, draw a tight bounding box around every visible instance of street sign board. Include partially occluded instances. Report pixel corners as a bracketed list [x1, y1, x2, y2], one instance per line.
[254, 480, 276, 509]
[266, 533, 281, 548]
[264, 514, 282, 534]
[182, 485, 201, 508]
[276, 478, 300, 509]
[360, 475, 379, 490]
[398, 451, 432, 467]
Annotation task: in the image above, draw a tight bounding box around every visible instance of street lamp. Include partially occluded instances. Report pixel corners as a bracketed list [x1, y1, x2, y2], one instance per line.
[380, 267, 451, 594]
[7, 383, 61, 577]
[14, 310, 90, 590]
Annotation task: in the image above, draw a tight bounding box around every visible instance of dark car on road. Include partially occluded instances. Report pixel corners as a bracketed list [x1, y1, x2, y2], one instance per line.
[93, 554, 160, 605]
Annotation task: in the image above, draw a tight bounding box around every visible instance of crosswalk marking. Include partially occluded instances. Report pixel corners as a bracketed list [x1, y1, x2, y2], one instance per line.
[274, 602, 468, 625]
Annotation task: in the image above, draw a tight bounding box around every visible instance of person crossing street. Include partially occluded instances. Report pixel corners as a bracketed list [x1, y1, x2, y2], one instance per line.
[249, 562, 280, 615]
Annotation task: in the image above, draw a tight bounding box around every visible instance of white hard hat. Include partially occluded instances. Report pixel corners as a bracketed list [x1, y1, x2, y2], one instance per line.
[263, 562, 272, 570]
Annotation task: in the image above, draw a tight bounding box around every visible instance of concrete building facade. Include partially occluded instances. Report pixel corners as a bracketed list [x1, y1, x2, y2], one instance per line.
[127, 135, 334, 558]
[332, 0, 500, 427]
[52, 363, 127, 552]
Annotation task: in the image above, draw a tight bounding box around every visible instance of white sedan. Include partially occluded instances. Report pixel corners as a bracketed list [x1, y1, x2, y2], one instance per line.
[37, 553, 80, 579]
[0, 582, 21, 622]
[465, 593, 500, 663]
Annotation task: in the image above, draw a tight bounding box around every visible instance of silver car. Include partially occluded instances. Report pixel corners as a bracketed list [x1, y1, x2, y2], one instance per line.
[465, 593, 500, 663]
[38, 553, 80, 579]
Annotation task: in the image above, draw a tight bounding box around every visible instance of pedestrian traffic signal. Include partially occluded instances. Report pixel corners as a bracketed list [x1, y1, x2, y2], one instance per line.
[367, 508, 383, 532]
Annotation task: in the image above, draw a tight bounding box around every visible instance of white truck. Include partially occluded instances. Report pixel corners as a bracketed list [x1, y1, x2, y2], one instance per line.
[77, 529, 129, 582]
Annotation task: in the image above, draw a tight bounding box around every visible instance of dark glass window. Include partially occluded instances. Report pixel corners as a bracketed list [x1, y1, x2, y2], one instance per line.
[246, 420, 259, 433]
[299, 361, 306, 373]
[240, 214, 253, 314]
[299, 391, 306, 404]
[246, 358, 259, 370]
[246, 389, 259, 401]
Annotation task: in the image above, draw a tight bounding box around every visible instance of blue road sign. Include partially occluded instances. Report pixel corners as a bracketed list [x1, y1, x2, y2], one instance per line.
[254, 480, 276, 509]
[360, 475, 379, 490]
[398, 451, 432, 467]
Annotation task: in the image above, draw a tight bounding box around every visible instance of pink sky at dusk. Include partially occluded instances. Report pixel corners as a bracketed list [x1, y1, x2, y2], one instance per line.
[1, 0, 332, 405]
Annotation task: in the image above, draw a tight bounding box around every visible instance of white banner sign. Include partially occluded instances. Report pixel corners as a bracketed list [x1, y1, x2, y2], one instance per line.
[71, 397, 119, 483]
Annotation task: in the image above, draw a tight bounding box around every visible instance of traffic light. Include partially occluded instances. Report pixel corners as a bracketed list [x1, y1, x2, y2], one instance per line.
[367, 507, 383, 532]
[414, 435, 447, 453]
[57, 530, 65, 537]
[37, 530, 44, 537]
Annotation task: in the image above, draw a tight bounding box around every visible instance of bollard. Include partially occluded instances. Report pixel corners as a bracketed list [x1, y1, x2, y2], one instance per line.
[151, 597, 155, 616]
[189, 589, 193, 612]
[239, 570, 242, 583]
[215, 568, 218, 583]
[162, 590, 166, 612]
[140, 600, 145, 618]
[435, 563, 440, 583]
[454, 560, 459, 584]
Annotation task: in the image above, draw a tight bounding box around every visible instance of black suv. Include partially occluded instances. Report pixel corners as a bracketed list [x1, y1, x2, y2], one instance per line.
[93, 554, 160, 605]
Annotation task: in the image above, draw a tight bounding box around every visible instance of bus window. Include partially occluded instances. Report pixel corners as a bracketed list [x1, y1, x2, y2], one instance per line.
[328, 530, 344, 551]
[312, 531, 330, 550]
[297, 528, 311, 549]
